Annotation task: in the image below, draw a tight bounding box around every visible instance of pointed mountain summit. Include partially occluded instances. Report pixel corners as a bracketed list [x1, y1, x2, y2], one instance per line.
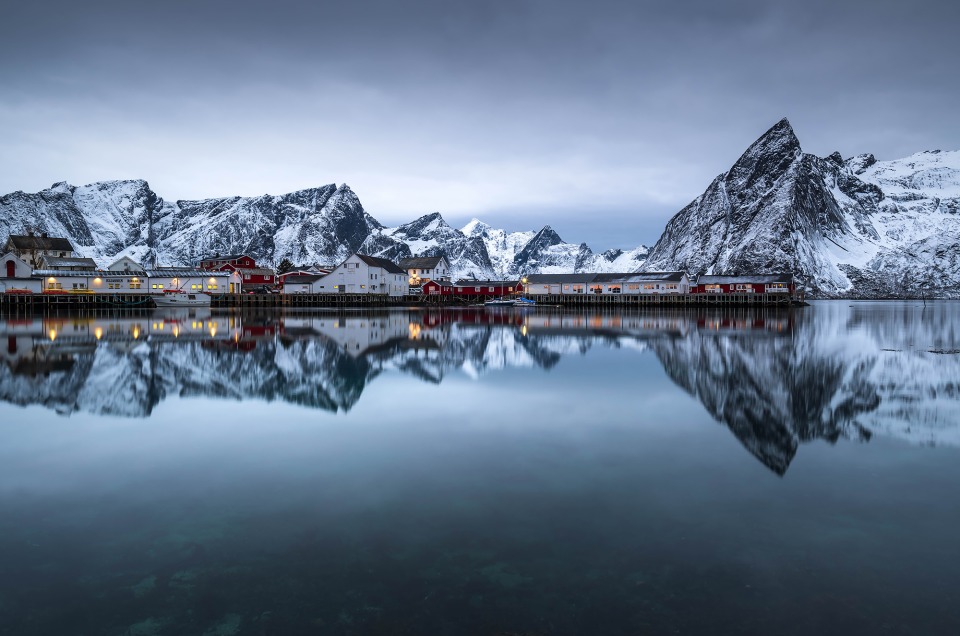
[644, 118, 960, 296]
[725, 117, 801, 207]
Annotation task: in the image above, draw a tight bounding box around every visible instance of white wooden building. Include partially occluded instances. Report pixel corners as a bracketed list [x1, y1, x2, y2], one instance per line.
[108, 256, 145, 272]
[0, 252, 42, 293]
[280, 274, 326, 294]
[145, 269, 240, 294]
[399, 255, 452, 285]
[523, 271, 689, 295]
[323, 254, 408, 295]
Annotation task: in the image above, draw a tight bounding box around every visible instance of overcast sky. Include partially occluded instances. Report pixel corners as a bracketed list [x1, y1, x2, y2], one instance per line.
[1, 0, 957, 249]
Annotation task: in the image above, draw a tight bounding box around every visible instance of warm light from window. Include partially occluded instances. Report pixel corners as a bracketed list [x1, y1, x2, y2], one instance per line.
[94, 327, 103, 340]
[48, 329, 57, 341]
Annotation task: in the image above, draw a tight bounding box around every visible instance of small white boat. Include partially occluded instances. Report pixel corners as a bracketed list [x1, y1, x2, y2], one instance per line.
[513, 297, 536, 307]
[153, 290, 212, 307]
[484, 297, 515, 306]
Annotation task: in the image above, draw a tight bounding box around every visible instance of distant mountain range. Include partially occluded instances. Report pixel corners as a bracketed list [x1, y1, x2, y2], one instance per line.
[1, 119, 957, 296]
[0, 181, 648, 280]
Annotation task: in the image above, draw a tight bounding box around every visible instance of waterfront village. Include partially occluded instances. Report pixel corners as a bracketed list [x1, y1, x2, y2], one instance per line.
[0, 232, 796, 305]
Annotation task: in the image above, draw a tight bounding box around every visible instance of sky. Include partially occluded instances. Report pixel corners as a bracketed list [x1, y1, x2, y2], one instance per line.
[1, 0, 957, 250]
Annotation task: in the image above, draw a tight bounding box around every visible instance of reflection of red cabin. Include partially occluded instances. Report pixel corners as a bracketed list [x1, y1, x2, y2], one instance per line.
[451, 280, 524, 297]
[422, 280, 454, 296]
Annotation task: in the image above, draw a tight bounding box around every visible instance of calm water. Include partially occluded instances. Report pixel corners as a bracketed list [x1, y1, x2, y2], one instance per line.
[1, 302, 958, 635]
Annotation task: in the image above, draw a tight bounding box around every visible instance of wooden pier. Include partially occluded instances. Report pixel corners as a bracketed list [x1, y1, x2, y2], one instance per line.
[1, 292, 801, 315]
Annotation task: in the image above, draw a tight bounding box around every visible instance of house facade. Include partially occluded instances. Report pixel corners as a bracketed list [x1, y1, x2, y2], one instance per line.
[323, 254, 407, 295]
[1, 252, 42, 293]
[145, 269, 239, 294]
[399, 256, 452, 285]
[280, 274, 326, 294]
[3, 234, 75, 267]
[523, 272, 689, 295]
[692, 274, 795, 295]
[108, 256, 144, 272]
[421, 279, 454, 296]
[452, 280, 524, 297]
[199, 254, 257, 270]
[199, 254, 276, 286]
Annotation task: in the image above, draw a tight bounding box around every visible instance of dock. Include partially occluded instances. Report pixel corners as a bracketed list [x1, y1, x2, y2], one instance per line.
[1, 292, 801, 315]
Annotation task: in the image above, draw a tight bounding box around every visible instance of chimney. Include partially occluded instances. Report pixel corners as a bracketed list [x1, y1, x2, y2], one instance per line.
[41, 232, 48, 238]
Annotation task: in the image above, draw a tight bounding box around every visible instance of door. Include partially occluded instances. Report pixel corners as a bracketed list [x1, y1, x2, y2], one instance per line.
[5, 261, 13, 278]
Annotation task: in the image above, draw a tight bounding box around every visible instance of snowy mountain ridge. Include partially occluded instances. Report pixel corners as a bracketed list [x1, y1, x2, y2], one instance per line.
[2, 118, 957, 293]
[643, 119, 960, 297]
[0, 181, 648, 279]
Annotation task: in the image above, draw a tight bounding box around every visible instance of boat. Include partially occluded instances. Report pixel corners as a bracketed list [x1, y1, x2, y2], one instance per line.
[484, 297, 516, 306]
[513, 297, 536, 307]
[153, 290, 212, 307]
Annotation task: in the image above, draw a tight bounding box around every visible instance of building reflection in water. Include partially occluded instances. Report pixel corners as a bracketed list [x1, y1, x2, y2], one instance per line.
[1, 304, 957, 474]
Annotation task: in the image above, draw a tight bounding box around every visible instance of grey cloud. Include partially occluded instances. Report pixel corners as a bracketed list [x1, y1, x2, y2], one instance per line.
[1, 0, 958, 248]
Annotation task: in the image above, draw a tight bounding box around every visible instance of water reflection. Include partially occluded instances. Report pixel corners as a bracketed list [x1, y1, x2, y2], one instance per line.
[2, 303, 959, 474]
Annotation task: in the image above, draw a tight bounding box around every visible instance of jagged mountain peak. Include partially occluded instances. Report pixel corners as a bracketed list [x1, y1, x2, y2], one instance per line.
[531, 225, 563, 245]
[645, 118, 960, 297]
[845, 153, 877, 175]
[49, 181, 75, 194]
[461, 218, 490, 236]
[725, 117, 802, 198]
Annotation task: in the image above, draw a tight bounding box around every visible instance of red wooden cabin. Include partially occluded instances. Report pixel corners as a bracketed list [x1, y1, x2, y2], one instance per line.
[451, 280, 524, 297]
[691, 274, 795, 295]
[421, 279, 454, 296]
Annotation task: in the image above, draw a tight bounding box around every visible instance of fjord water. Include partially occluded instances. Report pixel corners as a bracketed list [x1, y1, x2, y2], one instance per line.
[0, 303, 958, 635]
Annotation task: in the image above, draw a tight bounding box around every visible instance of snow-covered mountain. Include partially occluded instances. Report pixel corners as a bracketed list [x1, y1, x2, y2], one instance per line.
[2, 117, 956, 292]
[0, 181, 647, 279]
[643, 118, 960, 297]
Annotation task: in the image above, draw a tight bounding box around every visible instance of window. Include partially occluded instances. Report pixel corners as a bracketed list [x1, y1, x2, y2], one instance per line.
[207, 284, 218, 290]
[487, 287, 494, 292]
[129, 281, 141, 289]
[152, 283, 164, 289]
[474, 286, 480, 292]
[508, 287, 514, 292]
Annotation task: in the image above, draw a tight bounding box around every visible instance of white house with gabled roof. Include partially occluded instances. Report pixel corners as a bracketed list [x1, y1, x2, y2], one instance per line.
[323, 254, 408, 295]
[1, 252, 42, 293]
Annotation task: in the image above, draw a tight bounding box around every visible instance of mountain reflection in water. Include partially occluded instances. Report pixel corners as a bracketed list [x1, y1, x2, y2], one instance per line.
[2, 302, 958, 474]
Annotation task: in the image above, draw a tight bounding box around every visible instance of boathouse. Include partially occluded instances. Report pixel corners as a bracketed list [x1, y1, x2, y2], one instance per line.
[692, 274, 795, 295]
[145, 268, 239, 294]
[422, 279, 454, 296]
[452, 279, 524, 298]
